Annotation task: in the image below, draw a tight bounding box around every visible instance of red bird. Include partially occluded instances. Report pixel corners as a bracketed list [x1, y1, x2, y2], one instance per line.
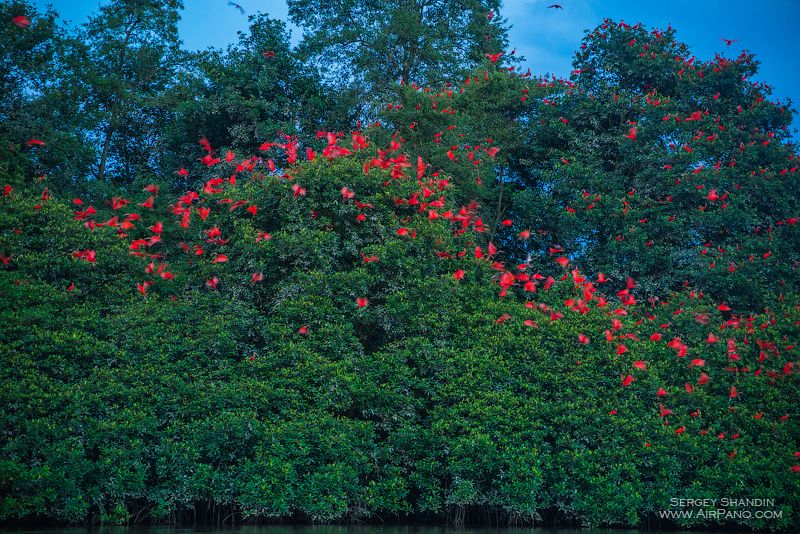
[136, 281, 152, 296]
[496, 313, 512, 324]
[11, 15, 30, 28]
[291, 183, 306, 197]
[621, 374, 635, 387]
[485, 52, 503, 63]
[72, 249, 96, 263]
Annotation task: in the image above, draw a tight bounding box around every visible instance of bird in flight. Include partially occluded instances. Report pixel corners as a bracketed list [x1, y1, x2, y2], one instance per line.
[548, 4, 563, 8]
[486, 52, 503, 63]
[227, 1, 245, 14]
[721, 38, 740, 46]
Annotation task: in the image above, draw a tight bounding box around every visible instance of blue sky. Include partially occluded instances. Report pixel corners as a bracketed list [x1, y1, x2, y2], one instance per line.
[34, 0, 800, 115]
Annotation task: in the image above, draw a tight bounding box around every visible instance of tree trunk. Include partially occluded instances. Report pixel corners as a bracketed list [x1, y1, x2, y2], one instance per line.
[95, 16, 140, 182]
[97, 124, 114, 182]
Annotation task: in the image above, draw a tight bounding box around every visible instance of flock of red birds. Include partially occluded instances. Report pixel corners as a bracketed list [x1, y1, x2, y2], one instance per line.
[5, 8, 799, 473]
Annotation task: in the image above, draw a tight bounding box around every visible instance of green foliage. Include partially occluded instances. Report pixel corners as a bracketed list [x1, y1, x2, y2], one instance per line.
[162, 13, 355, 175]
[506, 20, 800, 311]
[288, 0, 508, 102]
[1, 2, 799, 531]
[2, 132, 799, 529]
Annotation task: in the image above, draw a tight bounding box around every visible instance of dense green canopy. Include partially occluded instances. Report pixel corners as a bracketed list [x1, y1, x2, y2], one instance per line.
[1, 0, 798, 530]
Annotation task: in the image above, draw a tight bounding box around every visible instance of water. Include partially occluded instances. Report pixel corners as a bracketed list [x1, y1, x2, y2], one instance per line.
[0, 526, 729, 534]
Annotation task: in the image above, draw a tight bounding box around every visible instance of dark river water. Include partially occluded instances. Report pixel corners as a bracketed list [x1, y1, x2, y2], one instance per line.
[0, 526, 729, 534]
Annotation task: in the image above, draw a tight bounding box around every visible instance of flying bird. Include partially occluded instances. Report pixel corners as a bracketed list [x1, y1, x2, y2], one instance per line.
[227, 1, 245, 14]
[548, 4, 563, 9]
[485, 52, 503, 63]
[721, 38, 740, 46]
